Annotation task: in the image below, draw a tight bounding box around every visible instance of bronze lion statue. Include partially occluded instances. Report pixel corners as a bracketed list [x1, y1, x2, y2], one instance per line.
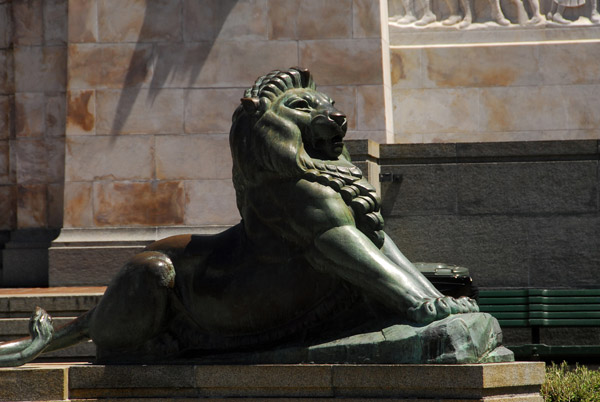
[0, 67, 478, 366]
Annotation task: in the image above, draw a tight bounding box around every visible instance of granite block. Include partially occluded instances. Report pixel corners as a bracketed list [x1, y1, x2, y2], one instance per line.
[69, 364, 196, 389]
[455, 140, 599, 159]
[300, 39, 383, 86]
[393, 88, 479, 135]
[182, 0, 218, 41]
[0, 366, 67, 401]
[155, 134, 232, 180]
[212, 0, 269, 41]
[379, 164, 457, 216]
[352, 0, 382, 38]
[0, 140, 7, 182]
[46, 138, 65, 183]
[380, 142, 457, 162]
[68, 0, 98, 43]
[93, 181, 185, 226]
[184, 88, 243, 134]
[193, 365, 333, 397]
[0, 50, 11, 94]
[184, 179, 240, 226]
[526, 215, 600, 288]
[65, 135, 154, 181]
[96, 89, 183, 134]
[97, 0, 182, 42]
[457, 161, 598, 214]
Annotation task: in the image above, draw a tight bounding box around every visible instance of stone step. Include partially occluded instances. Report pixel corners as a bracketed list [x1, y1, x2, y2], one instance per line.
[0, 287, 105, 318]
[0, 361, 545, 401]
[0, 287, 104, 362]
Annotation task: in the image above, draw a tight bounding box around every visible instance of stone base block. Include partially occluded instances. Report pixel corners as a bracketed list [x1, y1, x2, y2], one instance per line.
[0, 361, 545, 401]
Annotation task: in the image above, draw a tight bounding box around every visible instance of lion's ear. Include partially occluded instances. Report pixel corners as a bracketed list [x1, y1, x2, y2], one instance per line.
[241, 97, 260, 114]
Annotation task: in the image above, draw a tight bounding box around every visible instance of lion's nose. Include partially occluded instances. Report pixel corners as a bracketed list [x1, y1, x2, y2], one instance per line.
[329, 111, 347, 128]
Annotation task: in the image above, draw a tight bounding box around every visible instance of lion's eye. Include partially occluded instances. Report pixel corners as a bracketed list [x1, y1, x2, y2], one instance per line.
[288, 99, 311, 112]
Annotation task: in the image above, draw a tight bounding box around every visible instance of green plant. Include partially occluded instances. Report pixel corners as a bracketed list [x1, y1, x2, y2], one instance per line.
[542, 361, 600, 402]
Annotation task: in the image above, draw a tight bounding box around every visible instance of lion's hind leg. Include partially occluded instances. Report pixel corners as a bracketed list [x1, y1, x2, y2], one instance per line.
[88, 251, 176, 361]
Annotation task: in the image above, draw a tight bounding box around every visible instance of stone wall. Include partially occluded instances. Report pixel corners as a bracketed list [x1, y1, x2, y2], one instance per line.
[1, 0, 393, 286]
[379, 140, 600, 290]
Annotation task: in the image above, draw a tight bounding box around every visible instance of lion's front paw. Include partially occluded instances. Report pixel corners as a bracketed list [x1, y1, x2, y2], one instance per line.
[407, 296, 479, 324]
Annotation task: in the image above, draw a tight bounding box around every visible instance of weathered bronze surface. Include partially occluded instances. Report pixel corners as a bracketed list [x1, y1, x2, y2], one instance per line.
[0, 68, 500, 366]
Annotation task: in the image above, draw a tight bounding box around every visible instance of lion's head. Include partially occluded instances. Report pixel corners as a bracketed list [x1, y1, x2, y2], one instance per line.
[230, 67, 350, 212]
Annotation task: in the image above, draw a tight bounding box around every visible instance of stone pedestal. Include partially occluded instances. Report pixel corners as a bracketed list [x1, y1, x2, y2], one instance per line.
[0, 361, 545, 401]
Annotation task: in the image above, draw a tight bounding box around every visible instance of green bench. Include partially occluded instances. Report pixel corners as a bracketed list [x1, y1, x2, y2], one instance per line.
[478, 289, 600, 360]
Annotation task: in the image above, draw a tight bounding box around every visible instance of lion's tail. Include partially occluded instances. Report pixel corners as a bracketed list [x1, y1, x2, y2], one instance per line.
[0, 306, 92, 367]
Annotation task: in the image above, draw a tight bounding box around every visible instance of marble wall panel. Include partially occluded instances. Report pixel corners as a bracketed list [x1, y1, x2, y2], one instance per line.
[97, 0, 182, 43]
[182, 0, 217, 41]
[44, 0, 68, 45]
[389, 48, 421, 89]
[12, 0, 43, 46]
[93, 181, 185, 226]
[67, 90, 96, 135]
[539, 42, 600, 86]
[68, 44, 153, 89]
[353, 0, 382, 38]
[17, 183, 47, 228]
[15, 139, 48, 184]
[68, 0, 98, 43]
[393, 88, 479, 135]
[357, 85, 386, 131]
[300, 39, 383, 86]
[422, 45, 541, 88]
[65, 135, 154, 181]
[63, 181, 93, 228]
[155, 134, 232, 181]
[184, 179, 240, 226]
[479, 86, 569, 132]
[95, 89, 183, 135]
[184, 88, 242, 134]
[562, 85, 600, 130]
[0, 184, 15, 229]
[14, 46, 66, 92]
[15, 93, 44, 138]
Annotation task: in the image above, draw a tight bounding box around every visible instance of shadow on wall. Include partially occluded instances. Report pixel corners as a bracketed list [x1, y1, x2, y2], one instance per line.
[111, 0, 238, 136]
